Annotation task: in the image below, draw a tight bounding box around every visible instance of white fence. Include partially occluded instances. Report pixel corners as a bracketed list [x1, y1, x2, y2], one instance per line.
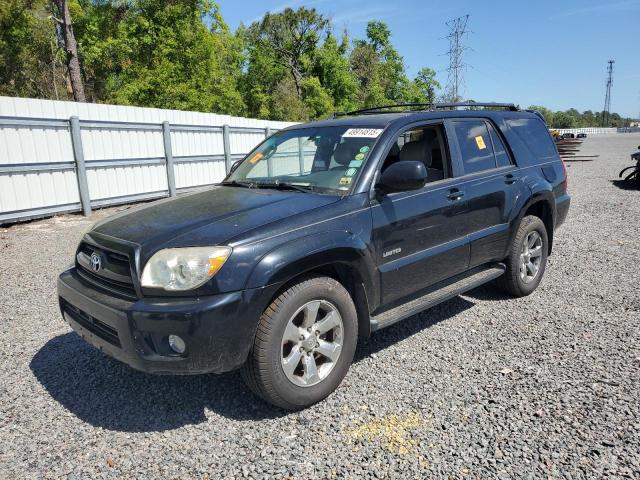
[0, 97, 296, 224]
[555, 127, 640, 135]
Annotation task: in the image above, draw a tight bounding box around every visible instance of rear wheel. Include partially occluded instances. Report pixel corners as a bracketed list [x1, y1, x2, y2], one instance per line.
[496, 215, 548, 297]
[241, 276, 357, 410]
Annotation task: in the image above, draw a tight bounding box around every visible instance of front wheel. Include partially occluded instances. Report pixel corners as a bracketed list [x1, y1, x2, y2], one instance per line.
[241, 276, 358, 410]
[496, 215, 549, 297]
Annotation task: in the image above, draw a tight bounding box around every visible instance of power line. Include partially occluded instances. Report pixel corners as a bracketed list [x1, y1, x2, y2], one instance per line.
[601, 59, 614, 127]
[444, 14, 470, 103]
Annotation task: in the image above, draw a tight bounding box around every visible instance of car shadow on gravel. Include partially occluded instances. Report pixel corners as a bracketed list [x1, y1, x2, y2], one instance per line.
[462, 284, 512, 302]
[30, 333, 288, 432]
[31, 296, 476, 433]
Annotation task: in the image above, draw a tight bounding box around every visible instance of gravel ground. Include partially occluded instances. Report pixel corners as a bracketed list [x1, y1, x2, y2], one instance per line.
[1, 134, 639, 479]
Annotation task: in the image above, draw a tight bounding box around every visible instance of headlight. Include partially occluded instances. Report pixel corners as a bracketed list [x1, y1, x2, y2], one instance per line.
[140, 246, 231, 291]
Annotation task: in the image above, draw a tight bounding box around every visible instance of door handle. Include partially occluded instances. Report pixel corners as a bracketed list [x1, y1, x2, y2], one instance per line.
[447, 189, 464, 201]
[504, 173, 517, 185]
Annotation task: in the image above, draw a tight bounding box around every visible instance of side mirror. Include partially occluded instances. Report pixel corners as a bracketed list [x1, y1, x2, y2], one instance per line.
[376, 161, 427, 193]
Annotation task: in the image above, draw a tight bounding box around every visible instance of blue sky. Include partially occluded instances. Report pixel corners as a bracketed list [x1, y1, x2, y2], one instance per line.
[220, 0, 640, 118]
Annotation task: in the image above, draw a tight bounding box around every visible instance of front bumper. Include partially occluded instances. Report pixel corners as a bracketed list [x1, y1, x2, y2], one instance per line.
[57, 268, 278, 374]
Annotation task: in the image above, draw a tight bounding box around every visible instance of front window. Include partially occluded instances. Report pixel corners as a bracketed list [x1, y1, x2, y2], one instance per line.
[226, 126, 383, 194]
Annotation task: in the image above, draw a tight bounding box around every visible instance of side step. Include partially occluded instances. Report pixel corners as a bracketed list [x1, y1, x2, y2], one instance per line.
[370, 264, 506, 332]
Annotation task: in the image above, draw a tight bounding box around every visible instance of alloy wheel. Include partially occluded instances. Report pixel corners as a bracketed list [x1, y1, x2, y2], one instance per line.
[280, 300, 343, 387]
[519, 230, 543, 283]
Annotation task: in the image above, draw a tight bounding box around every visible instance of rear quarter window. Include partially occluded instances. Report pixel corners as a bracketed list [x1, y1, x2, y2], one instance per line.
[506, 117, 557, 163]
[451, 120, 496, 174]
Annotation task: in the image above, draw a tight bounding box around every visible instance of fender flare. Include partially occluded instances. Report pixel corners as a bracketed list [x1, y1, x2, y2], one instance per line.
[510, 189, 556, 253]
[245, 230, 378, 303]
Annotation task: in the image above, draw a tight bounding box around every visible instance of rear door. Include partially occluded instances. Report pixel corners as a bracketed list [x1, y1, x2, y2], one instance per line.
[371, 122, 469, 306]
[446, 118, 527, 268]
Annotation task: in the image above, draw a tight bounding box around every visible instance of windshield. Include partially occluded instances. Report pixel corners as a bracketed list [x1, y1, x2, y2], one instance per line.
[226, 126, 383, 194]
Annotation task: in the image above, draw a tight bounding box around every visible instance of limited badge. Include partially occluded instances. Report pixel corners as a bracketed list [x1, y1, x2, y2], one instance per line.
[349, 159, 363, 168]
[346, 167, 357, 176]
[359, 146, 370, 153]
[339, 176, 352, 186]
[354, 153, 365, 161]
[475, 135, 487, 150]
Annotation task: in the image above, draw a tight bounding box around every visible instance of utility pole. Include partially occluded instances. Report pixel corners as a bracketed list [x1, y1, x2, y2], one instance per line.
[444, 14, 470, 103]
[601, 60, 614, 127]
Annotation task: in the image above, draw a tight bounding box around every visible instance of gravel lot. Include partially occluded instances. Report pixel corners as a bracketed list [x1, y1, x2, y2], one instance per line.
[1, 134, 639, 479]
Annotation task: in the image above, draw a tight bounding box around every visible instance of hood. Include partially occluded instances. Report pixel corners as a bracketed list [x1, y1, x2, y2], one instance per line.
[92, 186, 340, 252]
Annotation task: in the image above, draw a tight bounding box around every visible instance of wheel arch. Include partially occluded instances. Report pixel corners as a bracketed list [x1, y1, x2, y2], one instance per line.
[245, 232, 378, 338]
[516, 193, 555, 254]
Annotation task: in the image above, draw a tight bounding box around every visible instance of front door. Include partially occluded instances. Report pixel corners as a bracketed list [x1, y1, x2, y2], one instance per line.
[371, 122, 469, 307]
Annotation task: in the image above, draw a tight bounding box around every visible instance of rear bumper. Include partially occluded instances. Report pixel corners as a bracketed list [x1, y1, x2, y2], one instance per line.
[57, 268, 278, 374]
[555, 194, 571, 228]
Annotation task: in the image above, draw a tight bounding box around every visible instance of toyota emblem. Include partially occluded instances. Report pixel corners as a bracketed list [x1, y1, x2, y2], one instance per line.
[90, 252, 103, 272]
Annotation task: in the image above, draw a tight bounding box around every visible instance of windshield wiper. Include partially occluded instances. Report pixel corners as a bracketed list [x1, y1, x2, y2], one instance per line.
[219, 180, 254, 188]
[250, 180, 315, 193]
[220, 179, 315, 193]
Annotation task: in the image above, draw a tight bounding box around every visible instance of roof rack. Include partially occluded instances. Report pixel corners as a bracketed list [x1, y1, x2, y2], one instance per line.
[333, 102, 519, 117]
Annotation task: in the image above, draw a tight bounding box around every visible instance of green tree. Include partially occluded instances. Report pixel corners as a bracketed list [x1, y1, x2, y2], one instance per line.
[349, 42, 385, 107]
[301, 76, 333, 119]
[241, 7, 342, 121]
[73, 0, 245, 112]
[357, 21, 409, 103]
[0, 0, 65, 99]
[407, 67, 440, 104]
[528, 105, 554, 126]
[251, 7, 328, 100]
[552, 111, 575, 128]
[0, 3, 447, 121]
[311, 31, 357, 112]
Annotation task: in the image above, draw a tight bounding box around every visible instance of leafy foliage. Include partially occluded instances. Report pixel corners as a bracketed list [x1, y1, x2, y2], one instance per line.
[0, 0, 65, 98]
[527, 105, 634, 128]
[6, 3, 633, 127]
[0, 2, 442, 121]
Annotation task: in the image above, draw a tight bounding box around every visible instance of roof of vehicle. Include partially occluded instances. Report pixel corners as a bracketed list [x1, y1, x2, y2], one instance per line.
[283, 103, 544, 131]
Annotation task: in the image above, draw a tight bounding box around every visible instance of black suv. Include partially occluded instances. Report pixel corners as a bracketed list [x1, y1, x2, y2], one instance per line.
[57, 103, 570, 410]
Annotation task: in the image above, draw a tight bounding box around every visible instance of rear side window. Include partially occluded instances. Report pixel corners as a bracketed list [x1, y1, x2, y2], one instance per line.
[487, 122, 512, 167]
[506, 117, 557, 162]
[451, 120, 495, 174]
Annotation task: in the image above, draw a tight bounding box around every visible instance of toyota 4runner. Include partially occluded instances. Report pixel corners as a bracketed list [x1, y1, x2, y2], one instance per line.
[57, 103, 570, 410]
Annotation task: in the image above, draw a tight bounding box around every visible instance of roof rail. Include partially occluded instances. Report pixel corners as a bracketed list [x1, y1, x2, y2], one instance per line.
[334, 102, 519, 117]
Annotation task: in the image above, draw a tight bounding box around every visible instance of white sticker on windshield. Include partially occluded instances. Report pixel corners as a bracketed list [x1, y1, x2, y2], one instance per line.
[342, 128, 383, 138]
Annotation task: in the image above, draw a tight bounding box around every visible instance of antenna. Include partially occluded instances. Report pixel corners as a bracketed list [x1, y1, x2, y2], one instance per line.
[444, 14, 470, 103]
[601, 60, 614, 127]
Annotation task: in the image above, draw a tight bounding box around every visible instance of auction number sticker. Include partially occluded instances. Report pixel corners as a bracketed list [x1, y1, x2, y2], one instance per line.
[474, 135, 487, 150]
[342, 128, 383, 138]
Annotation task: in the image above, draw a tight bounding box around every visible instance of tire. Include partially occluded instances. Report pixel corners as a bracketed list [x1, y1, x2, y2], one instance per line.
[496, 215, 549, 297]
[241, 276, 358, 410]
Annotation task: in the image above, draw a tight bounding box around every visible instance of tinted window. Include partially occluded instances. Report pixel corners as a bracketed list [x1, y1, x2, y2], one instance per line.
[229, 126, 381, 194]
[381, 124, 450, 182]
[452, 120, 495, 174]
[487, 122, 512, 167]
[506, 117, 557, 162]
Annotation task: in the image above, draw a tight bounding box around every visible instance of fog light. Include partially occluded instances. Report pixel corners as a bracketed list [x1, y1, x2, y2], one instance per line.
[168, 334, 186, 354]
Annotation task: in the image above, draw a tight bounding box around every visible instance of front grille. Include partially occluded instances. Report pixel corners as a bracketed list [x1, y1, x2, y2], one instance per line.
[61, 299, 121, 347]
[76, 243, 137, 299]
